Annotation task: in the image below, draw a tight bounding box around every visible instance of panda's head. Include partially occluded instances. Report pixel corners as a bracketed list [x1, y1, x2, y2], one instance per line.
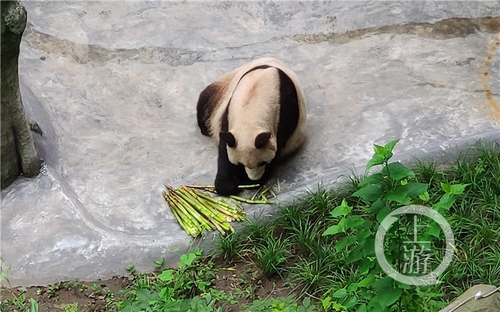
[220, 130, 277, 180]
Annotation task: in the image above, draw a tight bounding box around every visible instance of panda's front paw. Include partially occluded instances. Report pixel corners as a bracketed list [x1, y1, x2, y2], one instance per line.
[214, 174, 240, 195]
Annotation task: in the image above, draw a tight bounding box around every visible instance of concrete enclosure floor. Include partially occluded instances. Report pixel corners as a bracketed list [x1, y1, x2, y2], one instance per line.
[1, 1, 499, 287]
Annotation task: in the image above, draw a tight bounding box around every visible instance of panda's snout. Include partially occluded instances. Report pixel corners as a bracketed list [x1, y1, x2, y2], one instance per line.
[245, 167, 265, 181]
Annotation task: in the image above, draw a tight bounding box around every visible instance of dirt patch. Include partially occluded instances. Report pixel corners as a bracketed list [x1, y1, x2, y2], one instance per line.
[212, 260, 293, 311]
[1, 260, 294, 312]
[1, 277, 128, 312]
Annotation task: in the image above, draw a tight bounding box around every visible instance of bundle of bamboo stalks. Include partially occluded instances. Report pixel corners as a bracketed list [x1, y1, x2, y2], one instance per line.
[163, 184, 276, 237]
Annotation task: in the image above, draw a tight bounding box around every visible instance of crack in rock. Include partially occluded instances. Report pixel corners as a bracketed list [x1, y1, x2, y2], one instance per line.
[290, 16, 500, 45]
[22, 23, 211, 66]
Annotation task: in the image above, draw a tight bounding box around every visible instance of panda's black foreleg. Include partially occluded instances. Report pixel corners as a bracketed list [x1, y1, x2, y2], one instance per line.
[214, 140, 247, 195]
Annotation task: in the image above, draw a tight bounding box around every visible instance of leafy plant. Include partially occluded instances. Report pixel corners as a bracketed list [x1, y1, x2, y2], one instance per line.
[244, 296, 316, 312]
[322, 139, 467, 311]
[117, 247, 221, 311]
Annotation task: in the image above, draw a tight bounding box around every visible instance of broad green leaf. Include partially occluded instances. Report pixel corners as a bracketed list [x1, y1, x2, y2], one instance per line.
[331, 199, 353, 217]
[385, 186, 409, 204]
[323, 225, 342, 236]
[136, 289, 158, 302]
[358, 257, 375, 274]
[347, 283, 358, 293]
[447, 183, 469, 195]
[158, 269, 174, 282]
[179, 252, 197, 268]
[373, 144, 386, 157]
[406, 182, 428, 197]
[359, 173, 384, 187]
[426, 222, 442, 239]
[440, 182, 451, 194]
[332, 288, 348, 298]
[344, 295, 358, 308]
[302, 297, 311, 307]
[433, 193, 455, 212]
[356, 227, 373, 241]
[323, 218, 347, 236]
[440, 182, 468, 195]
[384, 139, 400, 156]
[382, 162, 414, 180]
[362, 238, 375, 257]
[376, 206, 392, 223]
[370, 199, 386, 214]
[353, 184, 384, 201]
[356, 304, 368, 312]
[357, 274, 376, 287]
[321, 297, 332, 309]
[335, 236, 357, 252]
[366, 154, 386, 170]
[346, 246, 364, 264]
[419, 191, 430, 201]
[372, 276, 402, 307]
[345, 215, 365, 229]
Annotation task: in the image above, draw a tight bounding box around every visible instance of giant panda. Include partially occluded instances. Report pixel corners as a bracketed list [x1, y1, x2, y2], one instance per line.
[196, 57, 307, 195]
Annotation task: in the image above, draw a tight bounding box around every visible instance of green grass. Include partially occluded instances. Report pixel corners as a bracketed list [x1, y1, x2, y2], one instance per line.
[3, 140, 498, 312]
[210, 139, 500, 311]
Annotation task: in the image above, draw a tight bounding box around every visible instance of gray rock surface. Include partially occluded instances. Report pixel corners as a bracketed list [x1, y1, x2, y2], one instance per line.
[1, 1, 499, 287]
[441, 284, 500, 312]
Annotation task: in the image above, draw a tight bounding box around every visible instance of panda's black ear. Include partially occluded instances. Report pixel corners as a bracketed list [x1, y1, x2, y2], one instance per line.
[220, 131, 236, 148]
[255, 132, 271, 149]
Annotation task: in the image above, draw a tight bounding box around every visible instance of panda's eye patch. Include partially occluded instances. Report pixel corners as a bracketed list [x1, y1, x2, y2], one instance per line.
[258, 161, 268, 167]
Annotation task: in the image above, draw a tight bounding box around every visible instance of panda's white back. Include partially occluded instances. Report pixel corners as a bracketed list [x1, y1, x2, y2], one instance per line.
[228, 67, 280, 143]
